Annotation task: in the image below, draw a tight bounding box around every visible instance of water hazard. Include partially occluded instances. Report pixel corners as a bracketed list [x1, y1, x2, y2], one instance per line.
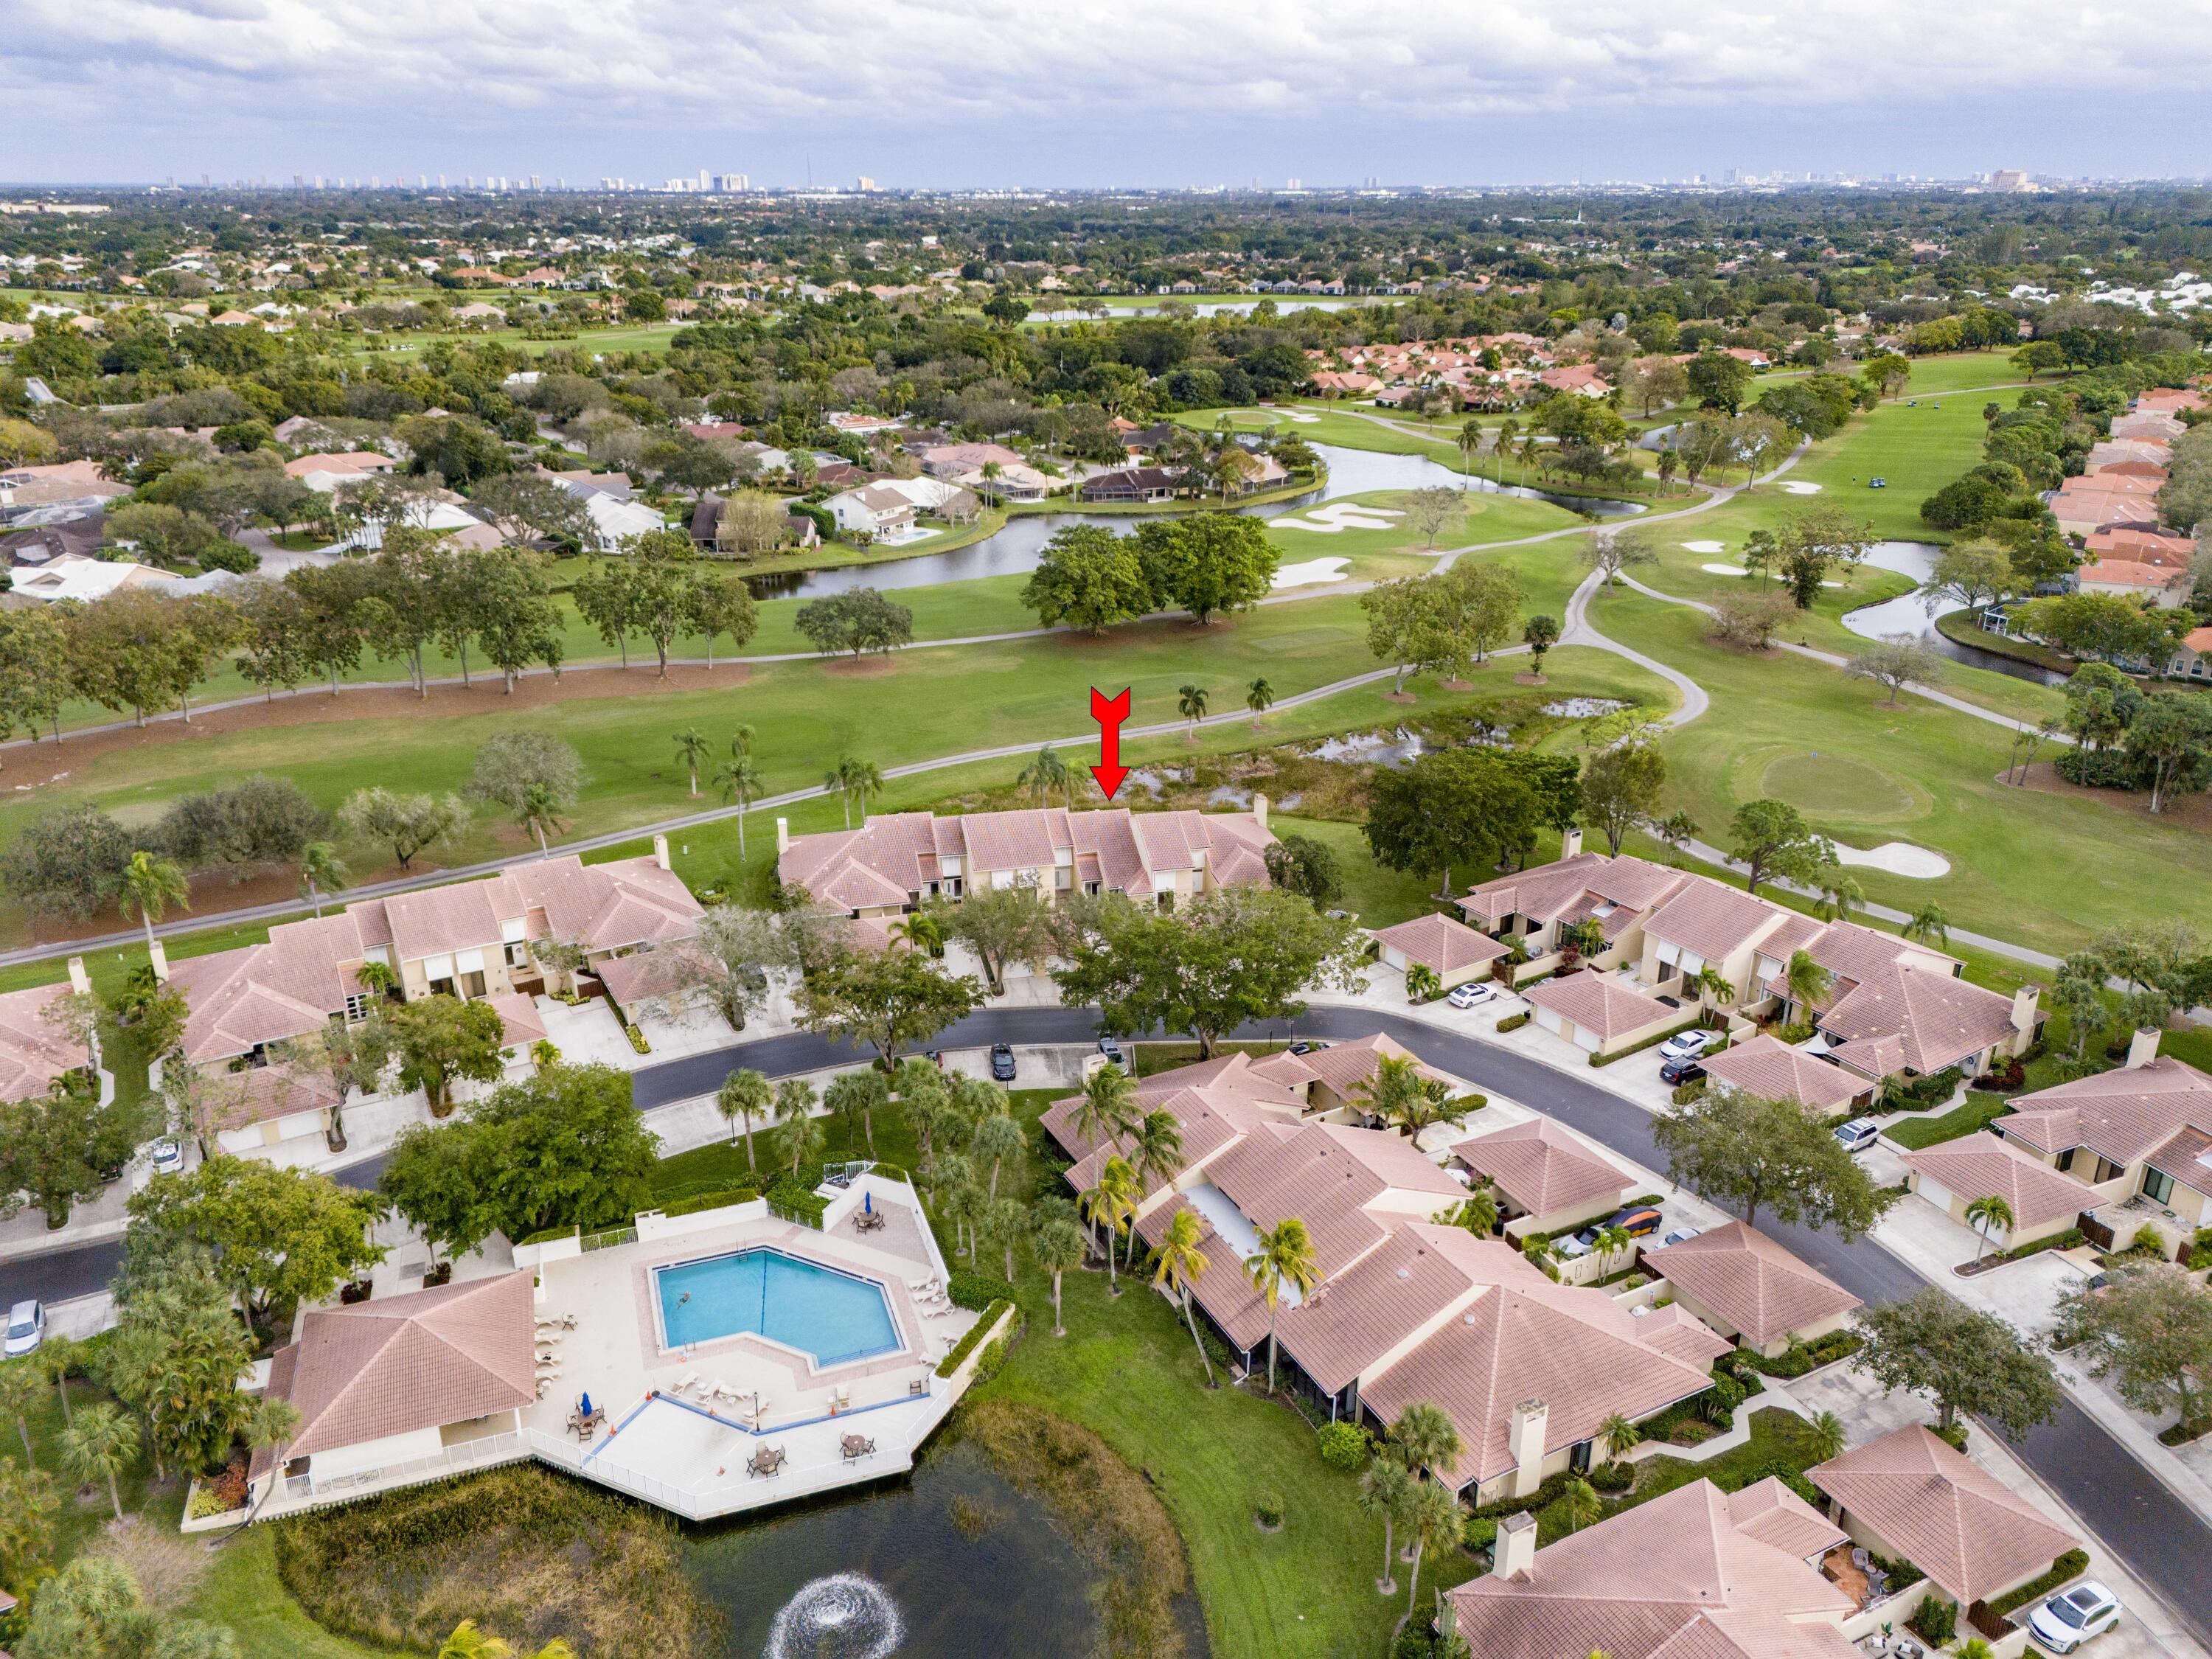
[1840, 542, 2065, 687]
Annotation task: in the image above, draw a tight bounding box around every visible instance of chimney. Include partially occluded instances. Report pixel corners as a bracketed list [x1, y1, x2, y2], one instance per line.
[1509, 1397, 1548, 1497]
[776, 816, 790, 855]
[652, 833, 671, 872]
[1492, 1510, 1538, 1580]
[148, 939, 170, 984]
[66, 955, 90, 995]
[2129, 1026, 2163, 1068]
[2010, 984, 2041, 1037]
[1559, 827, 1582, 860]
[1252, 792, 1269, 830]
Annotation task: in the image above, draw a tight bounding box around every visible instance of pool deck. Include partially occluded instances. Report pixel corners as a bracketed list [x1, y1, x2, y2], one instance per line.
[243, 1174, 994, 1525]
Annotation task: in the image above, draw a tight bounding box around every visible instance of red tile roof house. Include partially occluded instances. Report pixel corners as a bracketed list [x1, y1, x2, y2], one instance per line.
[776, 801, 1276, 918]
[1450, 1116, 1634, 1238]
[1985, 1037, 2212, 1253]
[1372, 911, 1510, 993]
[0, 971, 104, 1106]
[1447, 1478, 1856, 1659]
[1043, 1056, 1731, 1498]
[2168, 623, 2212, 684]
[1699, 1033, 1872, 1117]
[1643, 1222, 1860, 1357]
[1809, 1425, 2080, 1619]
[164, 842, 700, 1159]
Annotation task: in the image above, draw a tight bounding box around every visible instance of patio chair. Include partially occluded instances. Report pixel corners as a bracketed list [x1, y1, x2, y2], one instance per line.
[841, 1434, 876, 1463]
[712, 1378, 742, 1403]
[746, 1445, 785, 1478]
[833, 1384, 852, 1411]
[671, 1371, 698, 1397]
[1851, 1548, 1871, 1571]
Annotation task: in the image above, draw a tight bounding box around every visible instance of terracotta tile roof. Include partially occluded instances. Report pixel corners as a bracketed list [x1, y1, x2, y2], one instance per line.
[213, 1060, 343, 1132]
[1901, 1135, 2091, 1230]
[1725, 1476, 1850, 1559]
[1459, 851, 1687, 928]
[2146, 1124, 2212, 1192]
[1448, 1478, 1859, 1659]
[1299, 1032, 1453, 1102]
[1523, 972, 1680, 1041]
[263, 1272, 537, 1465]
[1646, 1222, 1860, 1349]
[1372, 912, 1509, 975]
[1643, 879, 1792, 963]
[1820, 966, 2020, 1076]
[0, 983, 87, 1104]
[484, 991, 546, 1049]
[1040, 1050, 1307, 1194]
[1276, 1222, 1538, 1394]
[1809, 1425, 2078, 1604]
[1451, 1117, 1630, 1219]
[1700, 1036, 1864, 1116]
[2001, 1055, 2212, 1169]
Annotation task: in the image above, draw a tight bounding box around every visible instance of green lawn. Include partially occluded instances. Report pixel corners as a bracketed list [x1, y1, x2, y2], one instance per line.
[1271, 815, 1440, 928]
[1885, 1093, 2014, 1150]
[1591, 586, 2212, 955]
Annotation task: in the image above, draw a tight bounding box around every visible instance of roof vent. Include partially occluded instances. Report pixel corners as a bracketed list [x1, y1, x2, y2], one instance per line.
[1396, 1267, 1411, 1279]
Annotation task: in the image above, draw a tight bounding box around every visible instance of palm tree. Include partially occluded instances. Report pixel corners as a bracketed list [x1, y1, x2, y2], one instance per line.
[1018, 744, 1071, 807]
[1808, 1409, 1848, 1463]
[1457, 418, 1484, 487]
[1150, 1207, 1216, 1385]
[1522, 614, 1559, 678]
[940, 1165, 986, 1261]
[31, 1334, 78, 1430]
[245, 1395, 301, 1484]
[1522, 1235, 1559, 1279]
[1402, 1478, 1465, 1626]
[299, 841, 349, 917]
[728, 723, 756, 760]
[1557, 1474, 1601, 1534]
[1903, 902, 1952, 948]
[1784, 949, 1833, 1023]
[778, 1105, 827, 1178]
[1594, 1223, 1632, 1271]
[844, 755, 886, 824]
[713, 755, 765, 858]
[673, 728, 712, 796]
[1405, 963, 1443, 1004]
[978, 459, 1004, 505]
[1600, 1411, 1641, 1461]
[119, 849, 189, 957]
[0, 1362, 41, 1469]
[1966, 1193, 2016, 1259]
[983, 1194, 1026, 1281]
[1438, 1184, 1500, 1237]
[773, 1077, 819, 1173]
[717, 1068, 772, 1173]
[1245, 1217, 1321, 1393]
[1177, 683, 1208, 741]
[1388, 1400, 1463, 1482]
[1082, 1156, 1141, 1296]
[518, 782, 563, 856]
[1246, 677, 1275, 727]
[1688, 964, 1736, 1008]
[1354, 1052, 1427, 1133]
[972, 1111, 1024, 1201]
[60, 1400, 136, 1523]
[1034, 1216, 1087, 1337]
[1559, 918, 1608, 965]
[1070, 1062, 1138, 1152]
[1129, 1108, 1185, 1212]
[1360, 1457, 1414, 1594]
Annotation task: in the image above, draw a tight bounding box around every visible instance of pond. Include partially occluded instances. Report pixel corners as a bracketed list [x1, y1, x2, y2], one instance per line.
[1841, 541, 2065, 687]
[683, 1437, 1193, 1659]
[745, 443, 1644, 601]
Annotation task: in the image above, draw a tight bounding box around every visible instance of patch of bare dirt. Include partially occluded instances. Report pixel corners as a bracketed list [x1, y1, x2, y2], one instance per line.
[2008, 760, 2212, 831]
[86, 1514, 211, 1604]
[0, 663, 756, 790]
[1513, 672, 1548, 686]
[820, 655, 897, 678]
[1384, 691, 1419, 705]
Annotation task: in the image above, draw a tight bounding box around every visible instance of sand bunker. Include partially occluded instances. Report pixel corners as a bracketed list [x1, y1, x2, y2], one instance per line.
[1780, 481, 1824, 495]
[1702, 563, 1750, 576]
[1274, 502, 1405, 533]
[1683, 540, 1726, 553]
[1284, 411, 1320, 422]
[1831, 841, 1951, 878]
[1272, 556, 1352, 589]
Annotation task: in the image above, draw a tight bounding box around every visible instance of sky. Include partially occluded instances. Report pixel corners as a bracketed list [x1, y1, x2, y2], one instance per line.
[7, 0, 2212, 189]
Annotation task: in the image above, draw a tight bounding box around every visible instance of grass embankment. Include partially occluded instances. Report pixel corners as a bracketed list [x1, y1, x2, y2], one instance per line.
[1885, 1095, 2014, 1150]
[1589, 586, 2211, 956]
[270, 1463, 717, 1659]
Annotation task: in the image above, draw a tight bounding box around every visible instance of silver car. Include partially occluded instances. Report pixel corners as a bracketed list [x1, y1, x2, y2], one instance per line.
[2029, 1582, 2120, 1654]
[4, 1300, 44, 1358]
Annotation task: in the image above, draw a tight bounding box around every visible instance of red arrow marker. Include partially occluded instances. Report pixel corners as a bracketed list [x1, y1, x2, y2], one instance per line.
[1090, 686, 1132, 800]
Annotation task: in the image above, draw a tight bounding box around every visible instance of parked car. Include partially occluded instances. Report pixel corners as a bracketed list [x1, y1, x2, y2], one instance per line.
[1576, 1206, 1663, 1248]
[1554, 1233, 1594, 1259]
[1834, 1118, 1882, 1154]
[1289, 1040, 1326, 1057]
[1096, 1037, 1127, 1072]
[148, 1136, 184, 1177]
[2029, 1582, 2121, 1654]
[1658, 1029, 1720, 1062]
[1658, 1055, 1706, 1085]
[1658, 1225, 1703, 1248]
[4, 1300, 44, 1358]
[990, 1043, 1018, 1082]
[1447, 981, 1499, 1010]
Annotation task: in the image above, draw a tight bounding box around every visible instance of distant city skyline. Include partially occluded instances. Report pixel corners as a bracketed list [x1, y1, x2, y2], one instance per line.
[6, 0, 2211, 189]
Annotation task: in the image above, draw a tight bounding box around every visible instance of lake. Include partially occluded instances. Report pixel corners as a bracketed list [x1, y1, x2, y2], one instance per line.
[1842, 541, 2065, 687]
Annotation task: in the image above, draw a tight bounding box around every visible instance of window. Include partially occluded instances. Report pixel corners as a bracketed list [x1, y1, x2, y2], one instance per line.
[344, 994, 373, 1022]
[460, 971, 487, 998]
[2144, 1166, 2176, 1205]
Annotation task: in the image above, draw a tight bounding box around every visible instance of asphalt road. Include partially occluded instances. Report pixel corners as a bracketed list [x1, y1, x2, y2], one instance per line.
[7, 1001, 2208, 1648]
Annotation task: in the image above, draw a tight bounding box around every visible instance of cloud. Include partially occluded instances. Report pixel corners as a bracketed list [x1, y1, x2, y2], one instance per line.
[4, 0, 2207, 183]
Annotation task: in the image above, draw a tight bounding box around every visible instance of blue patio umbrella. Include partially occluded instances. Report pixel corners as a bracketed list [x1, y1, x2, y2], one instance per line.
[864, 1191, 873, 1215]
[580, 1391, 593, 1417]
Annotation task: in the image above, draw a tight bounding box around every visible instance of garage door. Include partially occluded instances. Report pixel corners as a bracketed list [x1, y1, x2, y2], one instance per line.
[1534, 1006, 1563, 1034]
[1572, 1026, 1601, 1052]
[1917, 1178, 1954, 1214]
[1380, 945, 1407, 971]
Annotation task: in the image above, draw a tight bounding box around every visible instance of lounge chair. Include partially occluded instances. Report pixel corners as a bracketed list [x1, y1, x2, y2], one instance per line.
[671, 1371, 698, 1396]
[712, 1378, 743, 1403]
[832, 1384, 852, 1411]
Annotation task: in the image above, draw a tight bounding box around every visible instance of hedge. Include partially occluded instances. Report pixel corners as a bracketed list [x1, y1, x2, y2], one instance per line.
[1984, 1550, 2090, 1621]
[766, 1180, 829, 1227]
[1731, 1330, 1863, 1379]
[660, 1186, 759, 1218]
[1450, 1093, 1489, 1114]
[936, 1298, 1014, 1377]
[947, 1270, 1018, 1310]
[515, 1224, 574, 1247]
[1495, 1013, 1530, 1033]
[1590, 1018, 1712, 1068]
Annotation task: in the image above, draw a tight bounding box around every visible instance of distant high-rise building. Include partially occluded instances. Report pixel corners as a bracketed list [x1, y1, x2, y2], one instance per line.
[1285, 177, 1301, 189]
[530, 174, 542, 189]
[1988, 169, 2028, 192]
[437, 174, 447, 188]
[857, 175, 877, 192]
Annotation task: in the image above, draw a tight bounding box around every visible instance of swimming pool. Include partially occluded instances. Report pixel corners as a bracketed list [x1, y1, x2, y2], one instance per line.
[655, 1248, 900, 1366]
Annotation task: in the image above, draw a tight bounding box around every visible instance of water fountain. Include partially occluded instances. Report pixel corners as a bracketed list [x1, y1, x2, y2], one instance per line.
[763, 1573, 905, 1659]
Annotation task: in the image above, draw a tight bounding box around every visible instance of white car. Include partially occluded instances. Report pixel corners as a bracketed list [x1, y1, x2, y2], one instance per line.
[1834, 1119, 1882, 1155]
[1447, 981, 1498, 1010]
[4, 1300, 44, 1358]
[1658, 1029, 1719, 1062]
[149, 1136, 185, 1176]
[1658, 1226, 1702, 1248]
[2029, 1582, 2121, 1654]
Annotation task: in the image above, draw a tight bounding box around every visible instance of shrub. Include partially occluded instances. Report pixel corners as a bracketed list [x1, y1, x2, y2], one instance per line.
[1317, 1420, 1371, 1471]
[937, 1299, 1015, 1378]
[1987, 1551, 2091, 1619]
[1495, 1012, 1530, 1033]
[1587, 1458, 1634, 1492]
[624, 1022, 650, 1055]
[1462, 1514, 1499, 1553]
[1450, 1093, 1489, 1113]
[1911, 1594, 1957, 1646]
[1709, 1375, 1747, 1413]
[1671, 1081, 1708, 1105]
[765, 1179, 828, 1227]
[1777, 1022, 1815, 1043]
[658, 1186, 758, 1218]
[189, 1460, 248, 1517]
[1254, 1489, 1285, 1528]
[948, 1270, 1019, 1310]
[1589, 1018, 1705, 1067]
